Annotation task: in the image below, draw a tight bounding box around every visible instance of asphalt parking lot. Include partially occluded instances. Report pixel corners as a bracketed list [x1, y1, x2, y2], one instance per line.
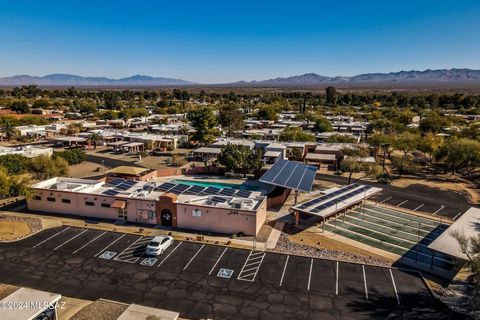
[375, 191, 464, 220]
[0, 226, 443, 319]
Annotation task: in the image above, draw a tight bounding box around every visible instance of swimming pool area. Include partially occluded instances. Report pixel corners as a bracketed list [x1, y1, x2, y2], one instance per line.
[170, 179, 260, 191]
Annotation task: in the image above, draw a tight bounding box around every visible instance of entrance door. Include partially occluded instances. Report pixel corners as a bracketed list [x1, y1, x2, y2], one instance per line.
[160, 209, 173, 226]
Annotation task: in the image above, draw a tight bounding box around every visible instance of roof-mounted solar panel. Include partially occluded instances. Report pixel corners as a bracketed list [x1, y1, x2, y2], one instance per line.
[235, 190, 252, 198]
[211, 196, 228, 203]
[202, 187, 221, 195]
[185, 185, 205, 194]
[102, 189, 119, 196]
[219, 188, 236, 196]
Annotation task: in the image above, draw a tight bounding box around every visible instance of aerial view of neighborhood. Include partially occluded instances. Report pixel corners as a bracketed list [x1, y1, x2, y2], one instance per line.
[0, 1, 479, 319]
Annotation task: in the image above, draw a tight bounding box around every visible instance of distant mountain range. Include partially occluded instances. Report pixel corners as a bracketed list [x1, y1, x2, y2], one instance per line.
[0, 74, 194, 86]
[238, 69, 480, 85]
[1, 69, 480, 86]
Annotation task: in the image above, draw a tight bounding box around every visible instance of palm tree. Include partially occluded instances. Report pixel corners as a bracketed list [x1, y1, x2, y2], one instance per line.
[0, 118, 18, 141]
[88, 132, 102, 149]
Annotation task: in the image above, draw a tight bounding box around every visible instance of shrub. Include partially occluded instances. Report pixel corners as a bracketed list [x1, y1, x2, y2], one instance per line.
[54, 148, 87, 165]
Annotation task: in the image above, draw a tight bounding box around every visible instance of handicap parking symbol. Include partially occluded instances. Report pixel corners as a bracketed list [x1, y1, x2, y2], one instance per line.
[217, 268, 234, 279]
[99, 251, 116, 260]
[140, 257, 157, 266]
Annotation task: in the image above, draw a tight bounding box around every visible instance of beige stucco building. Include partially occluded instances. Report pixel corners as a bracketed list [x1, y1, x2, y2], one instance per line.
[28, 177, 266, 236]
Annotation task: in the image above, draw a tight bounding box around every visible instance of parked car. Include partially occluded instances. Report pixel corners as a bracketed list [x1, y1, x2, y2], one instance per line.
[145, 236, 174, 256]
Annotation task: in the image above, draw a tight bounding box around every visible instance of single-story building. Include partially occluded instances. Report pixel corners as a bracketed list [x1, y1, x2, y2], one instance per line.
[28, 177, 267, 236]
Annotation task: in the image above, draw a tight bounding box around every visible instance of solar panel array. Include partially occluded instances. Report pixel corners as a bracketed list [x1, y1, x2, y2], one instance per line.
[115, 180, 137, 191]
[309, 185, 372, 213]
[259, 159, 316, 192]
[105, 178, 126, 187]
[154, 182, 253, 198]
[297, 183, 359, 209]
[102, 189, 120, 196]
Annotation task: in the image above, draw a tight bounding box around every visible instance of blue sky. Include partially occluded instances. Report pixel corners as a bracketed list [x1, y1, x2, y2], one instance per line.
[0, 0, 479, 83]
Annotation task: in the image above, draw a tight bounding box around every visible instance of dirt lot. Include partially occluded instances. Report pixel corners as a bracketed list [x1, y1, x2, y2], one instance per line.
[68, 161, 108, 179]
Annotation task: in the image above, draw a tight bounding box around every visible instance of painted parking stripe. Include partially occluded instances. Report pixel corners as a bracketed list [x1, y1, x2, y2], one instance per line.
[279, 255, 289, 286]
[432, 206, 444, 216]
[453, 212, 463, 221]
[94, 233, 125, 257]
[183, 244, 205, 271]
[237, 251, 266, 282]
[335, 261, 339, 295]
[396, 200, 408, 207]
[53, 229, 88, 251]
[33, 227, 71, 248]
[114, 236, 153, 263]
[380, 196, 392, 204]
[413, 204, 424, 211]
[389, 269, 400, 305]
[158, 241, 183, 267]
[307, 258, 313, 291]
[362, 265, 368, 299]
[113, 236, 144, 261]
[73, 231, 107, 254]
[209, 247, 228, 275]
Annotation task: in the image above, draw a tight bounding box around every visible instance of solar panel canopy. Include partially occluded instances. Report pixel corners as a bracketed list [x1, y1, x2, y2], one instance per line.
[259, 159, 317, 192]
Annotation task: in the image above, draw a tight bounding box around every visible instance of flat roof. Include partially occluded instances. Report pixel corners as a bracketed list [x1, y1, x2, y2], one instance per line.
[193, 147, 222, 154]
[264, 150, 281, 158]
[53, 136, 86, 142]
[123, 142, 144, 147]
[107, 141, 129, 146]
[428, 207, 479, 260]
[305, 153, 337, 161]
[0, 288, 61, 320]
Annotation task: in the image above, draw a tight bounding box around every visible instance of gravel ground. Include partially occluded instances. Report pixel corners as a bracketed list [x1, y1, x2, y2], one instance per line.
[0, 284, 19, 300]
[272, 233, 391, 267]
[0, 214, 42, 234]
[70, 300, 128, 320]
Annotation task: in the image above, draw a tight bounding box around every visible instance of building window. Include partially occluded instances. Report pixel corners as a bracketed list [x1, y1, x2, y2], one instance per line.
[47, 197, 55, 202]
[192, 209, 202, 217]
[62, 199, 71, 204]
[85, 201, 94, 206]
[33, 196, 41, 201]
[101, 203, 110, 208]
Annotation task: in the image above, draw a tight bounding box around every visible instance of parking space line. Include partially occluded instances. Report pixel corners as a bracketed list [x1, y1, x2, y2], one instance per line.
[158, 241, 183, 267]
[335, 261, 339, 295]
[389, 269, 400, 305]
[279, 255, 289, 286]
[413, 204, 424, 211]
[432, 206, 444, 216]
[307, 258, 313, 291]
[362, 265, 368, 299]
[396, 200, 408, 207]
[33, 227, 71, 248]
[380, 196, 392, 204]
[113, 236, 144, 261]
[238, 251, 266, 281]
[73, 231, 107, 254]
[53, 229, 88, 251]
[209, 247, 228, 275]
[94, 233, 125, 257]
[453, 212, 463, 221]
[183, 244, 205, 271]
